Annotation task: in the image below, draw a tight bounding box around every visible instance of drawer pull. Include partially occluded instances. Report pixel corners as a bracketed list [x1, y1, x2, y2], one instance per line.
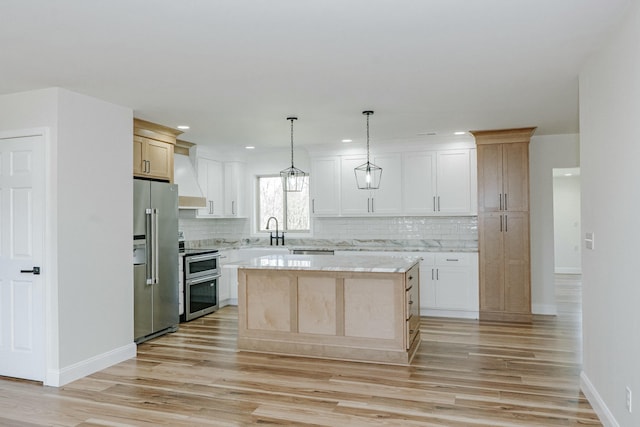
[408, 300, 414, 305]
[446, 258, 459, 262]
[406, 285, 413, 291]
[408, 275, 413, 280]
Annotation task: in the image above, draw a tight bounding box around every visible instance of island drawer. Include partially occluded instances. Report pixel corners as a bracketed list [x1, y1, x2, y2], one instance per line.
[406, 315, 420, 349]
[405, 264, 419, 290]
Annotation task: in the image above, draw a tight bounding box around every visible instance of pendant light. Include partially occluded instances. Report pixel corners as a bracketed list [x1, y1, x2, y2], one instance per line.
[280, 116, 307, 192]
[354, 110, 382, 190]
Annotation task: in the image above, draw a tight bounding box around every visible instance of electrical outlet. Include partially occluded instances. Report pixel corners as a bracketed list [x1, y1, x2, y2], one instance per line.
[626, 386, 632, 413]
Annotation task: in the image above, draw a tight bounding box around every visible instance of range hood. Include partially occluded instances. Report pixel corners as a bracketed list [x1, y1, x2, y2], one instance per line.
[174, 154, 206, 209]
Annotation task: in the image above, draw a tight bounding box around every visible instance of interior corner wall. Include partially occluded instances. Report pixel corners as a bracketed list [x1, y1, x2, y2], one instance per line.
[0, 87, 135, 386]
[579, 1, 640, 425]
[529, 133, 579, 315]
[56, 89, 134, 376]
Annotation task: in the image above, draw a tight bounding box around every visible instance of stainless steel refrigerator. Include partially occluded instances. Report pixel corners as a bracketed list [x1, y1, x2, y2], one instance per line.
[133, 179, 179, 343]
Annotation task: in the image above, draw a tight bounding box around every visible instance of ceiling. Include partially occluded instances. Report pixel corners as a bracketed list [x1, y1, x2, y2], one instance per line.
[0, 0, 631, 150]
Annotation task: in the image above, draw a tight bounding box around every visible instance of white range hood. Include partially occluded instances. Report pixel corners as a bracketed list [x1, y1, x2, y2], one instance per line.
[174, 154, 206, 209]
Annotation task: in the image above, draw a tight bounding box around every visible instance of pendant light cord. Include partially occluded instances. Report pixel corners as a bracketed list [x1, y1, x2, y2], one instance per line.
[288, 117, 297, 168]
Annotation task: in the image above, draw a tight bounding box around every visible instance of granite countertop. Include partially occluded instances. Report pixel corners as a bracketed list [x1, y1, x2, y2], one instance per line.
[237, 254, 420, 273]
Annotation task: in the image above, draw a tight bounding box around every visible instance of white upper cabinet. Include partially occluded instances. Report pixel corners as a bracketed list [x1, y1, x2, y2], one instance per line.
[369, 153, 403, 215]
[224, 161, 246, 217]
[197, 157, 245, 218]
[310, 157, 340, 216]
[340, 155, 371, 215]
[403, 149, 475, 216]
[197, 157, 224, 217]
[339, 154, 403, 216]
[402, 151, 437, 214]
[309, 144, 476, 217]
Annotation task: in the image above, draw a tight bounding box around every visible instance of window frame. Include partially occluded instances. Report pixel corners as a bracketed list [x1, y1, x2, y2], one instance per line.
[256, 174, 310, 234]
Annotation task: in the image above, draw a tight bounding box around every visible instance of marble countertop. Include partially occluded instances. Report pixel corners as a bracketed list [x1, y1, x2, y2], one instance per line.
[237, 254, 420, 273]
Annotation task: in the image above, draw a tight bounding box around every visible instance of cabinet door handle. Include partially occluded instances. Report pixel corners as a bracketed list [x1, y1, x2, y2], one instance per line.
[500, 215, 503, 232]
[367, 198, 370, 213]
[504, 193, 508, 211]
[408, 300, 414, 305]
[436, 269, 439, 280]
[446, 258, 459, 262]
[232, 200, 236, 215]
[505, 215, 508, 232]
[433, 196, 436, 212]
[408, 276, 413, 281]
[312, 199, 315, 214]
[431, 269, 434, 280]
[371, 198, 374, 213]
[437, 196, 440, 212]
[499, 193, 502, 210]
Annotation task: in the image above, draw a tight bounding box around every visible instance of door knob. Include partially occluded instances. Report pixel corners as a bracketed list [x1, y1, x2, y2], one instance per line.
[20, 266, 40, 275]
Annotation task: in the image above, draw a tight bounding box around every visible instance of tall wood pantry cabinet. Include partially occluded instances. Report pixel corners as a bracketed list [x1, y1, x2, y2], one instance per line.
[471, 127, 536, 323]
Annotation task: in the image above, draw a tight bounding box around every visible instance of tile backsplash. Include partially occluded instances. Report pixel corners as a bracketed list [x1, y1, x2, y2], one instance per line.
[313, 216, 477, 241]
[179, 216, 477, 246]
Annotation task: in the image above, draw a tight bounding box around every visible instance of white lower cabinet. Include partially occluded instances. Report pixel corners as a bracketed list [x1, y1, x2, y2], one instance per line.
[418, 252, 478, 319]
[218, 249, 238, 307]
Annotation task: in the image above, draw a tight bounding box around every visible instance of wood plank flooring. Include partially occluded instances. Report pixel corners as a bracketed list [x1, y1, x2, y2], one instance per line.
[0, 274, 600, 426]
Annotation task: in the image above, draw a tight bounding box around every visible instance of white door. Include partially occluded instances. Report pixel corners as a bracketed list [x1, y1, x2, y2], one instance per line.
[0, 133, 45, 381]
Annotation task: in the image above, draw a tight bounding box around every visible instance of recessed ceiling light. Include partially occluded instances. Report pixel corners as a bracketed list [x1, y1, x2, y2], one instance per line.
[342, 139, 353, 143]
[177, 125, 190, 130]
[454, 131, 466, 135]
[245, 146, 255, 150]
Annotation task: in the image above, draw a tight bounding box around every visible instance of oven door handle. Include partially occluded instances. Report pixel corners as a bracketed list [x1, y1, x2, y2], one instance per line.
[186, 274, 221, 285]
[187, 253, 220, 263]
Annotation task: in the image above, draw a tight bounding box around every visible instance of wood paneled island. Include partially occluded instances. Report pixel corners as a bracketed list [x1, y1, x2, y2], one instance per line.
[237, 254, 421, 365]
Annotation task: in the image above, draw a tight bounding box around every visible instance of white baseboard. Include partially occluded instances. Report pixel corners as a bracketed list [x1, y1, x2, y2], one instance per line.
[45, 342, 136, 387]
[420, 308, 479, 319]
[580, 371, 619, 427]
[532, 303, 557, 315]
[555, 267, 582, 274]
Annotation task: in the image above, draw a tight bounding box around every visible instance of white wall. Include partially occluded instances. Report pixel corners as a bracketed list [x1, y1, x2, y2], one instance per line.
[0, 88, 134, 386]
[579, 1, 640, 425]
[553, 174, 581, 274]
[529, 134, 579, 314]
[56, 89, 134, 372]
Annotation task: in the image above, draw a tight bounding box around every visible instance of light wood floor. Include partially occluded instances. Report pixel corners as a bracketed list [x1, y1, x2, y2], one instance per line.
[0, 274, 600, 426]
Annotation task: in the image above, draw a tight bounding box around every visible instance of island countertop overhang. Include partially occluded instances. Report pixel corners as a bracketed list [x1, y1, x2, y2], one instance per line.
[237, 254, 421, 274]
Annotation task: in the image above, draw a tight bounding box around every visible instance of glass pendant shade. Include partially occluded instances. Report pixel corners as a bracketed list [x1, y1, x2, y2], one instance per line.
[280, 116, 307, 192]
[354, 110, 382, 190]
[354, 161, 383, 190]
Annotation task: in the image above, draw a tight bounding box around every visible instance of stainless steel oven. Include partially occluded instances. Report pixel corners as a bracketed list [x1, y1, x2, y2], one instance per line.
[184, 252, 220, 279]
[182, 249, 220, 321]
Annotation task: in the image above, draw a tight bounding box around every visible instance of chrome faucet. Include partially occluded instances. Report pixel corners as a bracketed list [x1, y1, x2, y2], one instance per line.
[265, 216, 285, 246]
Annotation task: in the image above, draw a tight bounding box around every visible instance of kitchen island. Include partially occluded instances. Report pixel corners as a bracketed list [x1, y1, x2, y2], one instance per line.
[237, 254, 421, 365]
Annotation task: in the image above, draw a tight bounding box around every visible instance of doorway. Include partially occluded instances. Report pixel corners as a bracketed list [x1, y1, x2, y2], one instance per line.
[0, 131, 46, 381]
[552, 167, 582, 318]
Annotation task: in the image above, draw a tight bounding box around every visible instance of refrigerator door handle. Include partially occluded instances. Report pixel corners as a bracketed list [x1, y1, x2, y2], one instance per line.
[145, 208, 157, 285]
[152, 208, 160, 285]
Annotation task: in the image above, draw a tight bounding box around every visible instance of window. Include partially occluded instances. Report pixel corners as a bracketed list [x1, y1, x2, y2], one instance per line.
[257, 175, 309, 232]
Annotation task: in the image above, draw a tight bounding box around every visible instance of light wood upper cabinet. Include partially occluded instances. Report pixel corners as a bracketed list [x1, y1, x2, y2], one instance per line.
[472, 127, 535, 323]
[475, 129, 532, 213]
[133, 119, 181, 182]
